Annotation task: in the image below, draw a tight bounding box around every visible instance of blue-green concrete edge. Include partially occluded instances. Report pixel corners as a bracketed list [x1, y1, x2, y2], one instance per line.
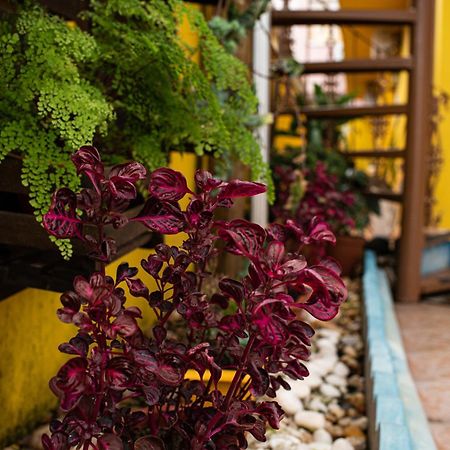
[363, 250, 436, 450]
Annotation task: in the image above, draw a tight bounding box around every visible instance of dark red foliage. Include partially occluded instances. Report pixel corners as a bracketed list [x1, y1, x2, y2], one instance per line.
[295, 162, 357, 234]
[42, 147, 347, 450]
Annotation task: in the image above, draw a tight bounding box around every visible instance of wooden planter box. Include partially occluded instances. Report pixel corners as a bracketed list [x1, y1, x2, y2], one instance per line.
[0, 155, 154, 253]
[0, 155, 158, 298]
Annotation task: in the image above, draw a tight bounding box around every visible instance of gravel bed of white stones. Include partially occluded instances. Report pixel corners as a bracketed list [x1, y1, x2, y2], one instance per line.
[249, 279, 366, 450]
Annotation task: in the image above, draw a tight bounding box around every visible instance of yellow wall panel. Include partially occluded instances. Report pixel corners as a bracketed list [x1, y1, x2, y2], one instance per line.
[0, 247, 159, 445]
[433, 0, 450, 228]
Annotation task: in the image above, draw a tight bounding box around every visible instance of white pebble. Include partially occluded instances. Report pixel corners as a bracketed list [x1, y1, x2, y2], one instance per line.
[308, 443, 332, 450]
[319, 329, 340, 342]
[290, 379, 312, 399]
[328, 403, 345, 419]
[312, 357, 336, 376]
[320, 383, 340, 398]
[331, 438, 354, 450]
[317, 338, 336, 352]
[334, 362, 350, 378]
[325, 374, 347, 388]
[294, 410, 326, 431]
[304, 373, 322, 389]
[276, 388, 304, 416]
[269, 434, 302, 450]
[308, 397, 327, 412]
[313, 428, 333, 444]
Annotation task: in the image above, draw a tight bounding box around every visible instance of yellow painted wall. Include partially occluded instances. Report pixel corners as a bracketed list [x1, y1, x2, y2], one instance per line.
[0, 5, 200, 445]
[0, 248, 158, 446]
[340, 0, 409, 189]
[433, 0, 450, 228]
[168, 2, 201, 247]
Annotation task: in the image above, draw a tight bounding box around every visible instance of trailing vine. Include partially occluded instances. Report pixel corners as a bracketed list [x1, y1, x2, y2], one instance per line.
[0, 0, 271, 257]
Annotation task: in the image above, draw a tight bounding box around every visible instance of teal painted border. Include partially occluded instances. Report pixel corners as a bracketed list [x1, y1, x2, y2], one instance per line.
[363, 251, 436, 450]
[421, 241, 450, 275]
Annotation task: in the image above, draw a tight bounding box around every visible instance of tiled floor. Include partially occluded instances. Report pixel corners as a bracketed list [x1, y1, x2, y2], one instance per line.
[396, 302, 450, 450]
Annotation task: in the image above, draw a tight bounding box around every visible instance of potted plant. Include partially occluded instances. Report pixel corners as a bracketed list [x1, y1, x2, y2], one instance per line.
[41, 147, 346, 449]
[271, 82, 376, 275]
[0, 0, 271, 256]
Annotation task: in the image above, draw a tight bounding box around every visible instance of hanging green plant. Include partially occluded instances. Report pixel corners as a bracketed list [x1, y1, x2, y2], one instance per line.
[0, 4, 114, 257]
[0, 0, 272, 257]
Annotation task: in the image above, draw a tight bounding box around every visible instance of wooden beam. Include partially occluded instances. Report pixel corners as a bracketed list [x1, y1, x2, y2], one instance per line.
[364, 190, 403, 202]
[0, 0, 16, 13]
[290, 104, 408, 118]
[397, 0, 435, 302]
[340, 149, 405, 158]
[302, 58, 413, 74]
[271, 9, 417, 26]
[183, 0, 218, 3]
[421, 268, 450, 295]
[36, 0, 88, 20]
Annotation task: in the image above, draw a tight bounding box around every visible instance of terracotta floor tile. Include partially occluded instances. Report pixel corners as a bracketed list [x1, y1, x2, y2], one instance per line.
[406, 350, 450, 381]
[395, 303, 450, 449]
[430, 423, 450, 450]
[416, 380, 450, 422]
[398, 331, 450, 353]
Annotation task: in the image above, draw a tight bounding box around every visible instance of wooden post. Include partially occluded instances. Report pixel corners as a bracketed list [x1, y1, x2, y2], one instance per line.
[397, 0, 435, 302]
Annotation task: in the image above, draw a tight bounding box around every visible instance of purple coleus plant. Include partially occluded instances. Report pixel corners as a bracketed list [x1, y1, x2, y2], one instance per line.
[42, 146, 347, 450]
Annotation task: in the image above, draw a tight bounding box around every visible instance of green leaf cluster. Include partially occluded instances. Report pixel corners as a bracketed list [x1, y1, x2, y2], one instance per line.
[0, 4, 113, 255]
[0, 0, 272, 256]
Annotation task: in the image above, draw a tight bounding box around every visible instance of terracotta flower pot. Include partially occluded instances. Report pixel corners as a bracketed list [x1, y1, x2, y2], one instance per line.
[327, 235, 365, 276]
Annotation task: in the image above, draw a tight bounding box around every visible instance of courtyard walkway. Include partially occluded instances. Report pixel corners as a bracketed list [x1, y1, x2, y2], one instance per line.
[396, 300, 450, 450]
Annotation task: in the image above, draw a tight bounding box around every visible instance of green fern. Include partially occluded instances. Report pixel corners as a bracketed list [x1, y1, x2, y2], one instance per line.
[0, 5, 113, 257]
[0, 0, 272, 258]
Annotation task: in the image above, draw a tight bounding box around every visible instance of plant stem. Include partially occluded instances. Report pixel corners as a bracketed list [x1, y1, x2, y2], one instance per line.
[223, 333, 256, 409]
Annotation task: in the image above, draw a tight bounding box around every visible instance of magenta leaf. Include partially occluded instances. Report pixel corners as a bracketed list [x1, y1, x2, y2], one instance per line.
[218, 180, 266, 199]
[265, 241, 285, 268]
[58, 335, 89, 357]
[135, 436, 165, 450]
[98, 434, 124, 450]
[283, 359, 309, 379]
[143, 384, 161, 406]
[125, 277, 149, 298]
[218, 219, 265, 258]
[132, 349, 158, 371]
[41, 432, 68, 450]
[319, 257, 342, 276]
[110, 313, 139, 338]
[116, 262, 138, 284]
[219, 278, 245, 303]
[249, 365, 270, 397]
[105, 357, 133, 390]
[107, 177, 137, 201]
[71, 145, 103, 176]
[141, 256, 163, 277]
[108, 161, 146, 182]
[51, 357, 91, 411]
[156, 357, 185, 386]
[149, 168, 191, 201]
[133, 198, 185, 234]
[194, 170, 223, 192]
[43, 188, 82, 239]
[306, 217, 336, 244]
[257, 402, 284, 429]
